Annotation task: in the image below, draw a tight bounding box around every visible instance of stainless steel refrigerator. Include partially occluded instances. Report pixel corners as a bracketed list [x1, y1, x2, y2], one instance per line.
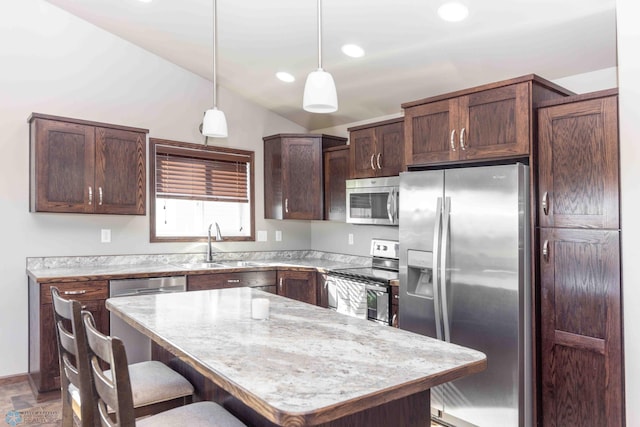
[399, 163, 531, 427]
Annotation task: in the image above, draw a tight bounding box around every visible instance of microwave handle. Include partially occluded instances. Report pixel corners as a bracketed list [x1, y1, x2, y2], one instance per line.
[387, 188, 397, 223]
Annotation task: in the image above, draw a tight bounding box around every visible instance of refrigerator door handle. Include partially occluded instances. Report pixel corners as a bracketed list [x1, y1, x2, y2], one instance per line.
[440, 196, 452, 343]
[432, 197, 444, 341]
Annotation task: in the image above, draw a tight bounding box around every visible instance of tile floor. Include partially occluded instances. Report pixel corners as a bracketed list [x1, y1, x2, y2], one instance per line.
[0, 380, 62, 426]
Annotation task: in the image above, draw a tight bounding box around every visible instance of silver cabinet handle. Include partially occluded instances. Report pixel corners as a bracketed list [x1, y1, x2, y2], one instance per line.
[227, 279, 240, 283]
[64, 290, 87, 296]
[460, 127, 466, 150]
[543, 240, 550, 262]
[391, 314, 398, 328]
[370, 154, 375, 170]
[285, 198, 289, 213]
[98, 187, 103, 206]
[88, 186, 93, 205]
[542, 192, 549, 216]
[376, 153, 382, 170]
[450, 129, 457, 151]
[278, 277, 283, 292]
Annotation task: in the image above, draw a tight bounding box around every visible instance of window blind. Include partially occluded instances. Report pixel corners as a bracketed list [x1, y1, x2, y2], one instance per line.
[155, 145, 250, 203]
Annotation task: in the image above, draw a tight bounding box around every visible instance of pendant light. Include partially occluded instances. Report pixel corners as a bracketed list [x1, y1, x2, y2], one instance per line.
[303, 0, 338, 113]
[202, 0, 228, 138]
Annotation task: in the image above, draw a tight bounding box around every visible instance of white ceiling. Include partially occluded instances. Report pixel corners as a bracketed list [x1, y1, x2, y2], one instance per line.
[45, 0, 617, 130]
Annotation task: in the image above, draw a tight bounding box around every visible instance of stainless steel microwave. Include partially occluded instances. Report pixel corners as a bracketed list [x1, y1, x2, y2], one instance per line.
[345, 176, 399, 225]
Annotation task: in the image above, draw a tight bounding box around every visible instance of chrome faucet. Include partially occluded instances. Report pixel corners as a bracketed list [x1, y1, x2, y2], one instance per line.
[206, 222, 223, 262]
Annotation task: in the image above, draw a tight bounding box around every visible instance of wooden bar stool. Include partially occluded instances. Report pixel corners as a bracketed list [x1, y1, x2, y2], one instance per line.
[51, 287, 195, 427]
[81, 310, 246, 427]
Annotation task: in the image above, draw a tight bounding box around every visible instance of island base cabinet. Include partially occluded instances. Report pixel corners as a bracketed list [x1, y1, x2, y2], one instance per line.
[540, 228, 623, 427]
[277, 270, 317, 305]
[152, 342, 430, 427]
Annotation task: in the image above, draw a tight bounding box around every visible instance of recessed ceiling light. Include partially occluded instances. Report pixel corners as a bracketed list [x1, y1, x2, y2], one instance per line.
[276, 72, 295, 83]
[438, 2, 469, 22]
[341, 44, 365, 58]
[138, 0, 153, 3]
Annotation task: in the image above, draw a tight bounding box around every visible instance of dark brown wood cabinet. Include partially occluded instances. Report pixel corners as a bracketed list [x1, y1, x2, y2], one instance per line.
[537, 90, 623, 427]
[264, 134, 346, 220]
[187, 271, 277, 293]
[348, 118, 404, 178]
[323, 145, 350, 221]
[402, 75, 572, 167]
[277, 269, 317, 305]
[29, 113, 147, 215]
[28, 279, 109, 400]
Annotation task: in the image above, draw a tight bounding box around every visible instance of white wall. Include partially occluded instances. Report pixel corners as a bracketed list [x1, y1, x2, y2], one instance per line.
[616, 0, 640, 425]
[0, 0, 309, 377]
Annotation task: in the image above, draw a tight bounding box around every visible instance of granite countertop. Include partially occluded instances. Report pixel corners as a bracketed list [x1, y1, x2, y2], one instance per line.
[107, 287, 486, 426]
[26, 251, 370, 283]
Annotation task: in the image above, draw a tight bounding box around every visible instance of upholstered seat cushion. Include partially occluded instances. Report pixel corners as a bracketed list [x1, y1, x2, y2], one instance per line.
[104, 361, 194, 407]
[137, 401, 246, 427]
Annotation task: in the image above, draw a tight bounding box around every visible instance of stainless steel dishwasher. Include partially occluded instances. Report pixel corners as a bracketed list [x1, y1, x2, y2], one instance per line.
[109, 276, 186, 363]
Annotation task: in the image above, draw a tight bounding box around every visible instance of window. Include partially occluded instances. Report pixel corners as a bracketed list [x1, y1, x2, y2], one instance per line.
[149, 138, 255, 242]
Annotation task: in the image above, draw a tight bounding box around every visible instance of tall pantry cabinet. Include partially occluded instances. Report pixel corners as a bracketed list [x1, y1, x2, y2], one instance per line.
[537, 89, 623, 427]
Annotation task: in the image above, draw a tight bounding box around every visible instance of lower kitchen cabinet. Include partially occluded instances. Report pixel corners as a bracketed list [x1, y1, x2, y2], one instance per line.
[28, 279, 109, 401]
[277, 270, 317, 305]
[539, 228, 623, 427]
[390, 285, 399, 328]
[187, 271, 276, 293]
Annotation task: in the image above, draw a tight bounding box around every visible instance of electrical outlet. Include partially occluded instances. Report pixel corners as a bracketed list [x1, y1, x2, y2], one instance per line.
[101, 229, 111, 243]
[275, 230, 282, 242]
[257, 230, 268, 242]
[348, 233, 354, 245]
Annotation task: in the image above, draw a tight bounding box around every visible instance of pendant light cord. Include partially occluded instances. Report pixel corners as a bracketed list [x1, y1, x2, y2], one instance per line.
[317, 0, 322, 70]
[213, 0, 218, 108]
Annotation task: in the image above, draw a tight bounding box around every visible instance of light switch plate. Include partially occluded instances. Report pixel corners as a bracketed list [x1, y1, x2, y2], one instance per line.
[275, 230, 282, 241]
[257, 230, 268, 242]
[348, 233, 354, 245]
[101, 229, 111, 243]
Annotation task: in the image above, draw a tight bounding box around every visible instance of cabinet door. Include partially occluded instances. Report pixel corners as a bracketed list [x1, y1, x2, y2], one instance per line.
[375, 121, 404, 177]
[404, 99, 457, 166]
[282, 137, 322, 219]
[95, 127, 146, 215]
[540, 228, 622, 427]
[324, 146, 350, 221]
[538, 96, 619, 229]
[350, 127, 377, 178]
[187, 271, 277, 291]
[458, 83, 530, 160]
[277, 270, 317, 305]
[32, 119, 95, 213]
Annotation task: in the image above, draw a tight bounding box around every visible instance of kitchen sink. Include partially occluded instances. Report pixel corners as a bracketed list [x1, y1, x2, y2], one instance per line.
[218, 261, 263, 267]
[178, 262, 227, 270]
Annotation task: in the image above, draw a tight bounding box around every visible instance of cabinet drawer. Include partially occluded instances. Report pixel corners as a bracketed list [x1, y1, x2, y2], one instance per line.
[41, 280, 108, 304]
[188, 271, 277, 291]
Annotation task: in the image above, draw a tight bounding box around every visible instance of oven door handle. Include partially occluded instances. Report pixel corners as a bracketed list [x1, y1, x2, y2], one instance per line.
[365, 282, 389, 292]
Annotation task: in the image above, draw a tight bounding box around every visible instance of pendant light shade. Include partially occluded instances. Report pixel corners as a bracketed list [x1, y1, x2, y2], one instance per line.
[303, 0, 338, 113]
[202, 108, 228, 137]
[202, 0, 228, 138]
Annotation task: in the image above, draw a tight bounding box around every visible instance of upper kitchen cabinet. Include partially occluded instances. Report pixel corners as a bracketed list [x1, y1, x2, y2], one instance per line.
[264, 133, 346, 220]
[402, 75, 573, 167]
[348, 118, 404, 178]
[29, 113, 147, 215]
[323, 145, 350, 221]
[538, 90, 619, 229]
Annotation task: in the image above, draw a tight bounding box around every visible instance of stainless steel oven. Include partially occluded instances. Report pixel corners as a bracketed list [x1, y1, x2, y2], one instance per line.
[327, 239, 399, 325]
[346, 176, 399, 225]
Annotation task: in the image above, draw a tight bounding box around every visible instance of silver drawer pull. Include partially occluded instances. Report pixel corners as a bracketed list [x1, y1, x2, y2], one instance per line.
[542, 192, 549, 215]
[394, 294, 399, 299]
[227, 279, 240, 283]
[64, 290, 87, 295]
[98, 187, 103, 206]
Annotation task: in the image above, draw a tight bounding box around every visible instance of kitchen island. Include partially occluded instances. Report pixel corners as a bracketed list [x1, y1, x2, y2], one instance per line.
[106, 287, 486, 427]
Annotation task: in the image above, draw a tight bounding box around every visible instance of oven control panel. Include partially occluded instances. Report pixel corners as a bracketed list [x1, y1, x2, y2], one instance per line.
[370, 239, 399, 259]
